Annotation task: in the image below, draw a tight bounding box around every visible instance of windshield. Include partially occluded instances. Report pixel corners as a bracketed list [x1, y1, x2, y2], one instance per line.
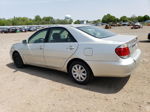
[77, 26, 116, 38]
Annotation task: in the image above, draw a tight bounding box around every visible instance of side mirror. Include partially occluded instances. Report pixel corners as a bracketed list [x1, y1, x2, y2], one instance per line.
[22, 40, 27, 44]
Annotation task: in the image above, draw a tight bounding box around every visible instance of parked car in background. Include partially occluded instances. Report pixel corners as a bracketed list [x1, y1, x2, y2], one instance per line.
[10, 25, 141, 84]
[145, 20, 150, 26]
[0, 28, 3, 33]
[101, 23, 107, 26]
[19, 27, 27, 32]
[110, 23, 122, 27]
[28, 27, 37, 32]
[9, 27, 17, 33]
[131, 22, 143, 29]
[121, 22, 129, 26]
[3, 27, 9, 33]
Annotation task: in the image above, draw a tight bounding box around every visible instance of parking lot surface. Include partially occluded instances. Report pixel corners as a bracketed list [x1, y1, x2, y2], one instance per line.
[0, 26, 150, 112]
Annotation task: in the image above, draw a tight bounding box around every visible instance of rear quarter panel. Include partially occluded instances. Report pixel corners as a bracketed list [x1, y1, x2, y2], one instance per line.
[72, 42, 121, 62]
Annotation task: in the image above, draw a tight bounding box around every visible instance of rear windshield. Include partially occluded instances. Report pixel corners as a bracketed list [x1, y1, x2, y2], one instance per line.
[77, 26, 116, 39]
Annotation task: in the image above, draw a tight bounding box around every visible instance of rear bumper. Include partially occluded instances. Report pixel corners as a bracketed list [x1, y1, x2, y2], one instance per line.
[86, 49, 141, 77]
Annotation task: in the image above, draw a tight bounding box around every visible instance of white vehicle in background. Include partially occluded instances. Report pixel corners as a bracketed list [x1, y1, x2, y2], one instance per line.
[10, 25, 141, 84]
[135, 22, 142, 27]
[131, 22, 143, 29]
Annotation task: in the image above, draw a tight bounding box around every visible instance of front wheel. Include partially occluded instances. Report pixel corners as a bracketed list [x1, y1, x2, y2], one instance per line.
[69, 61, 93, 84]
[13, 52, 24, 68]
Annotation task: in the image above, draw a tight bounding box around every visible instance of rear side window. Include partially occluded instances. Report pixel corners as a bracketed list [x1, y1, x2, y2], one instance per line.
[77, 26, 116, 39]
[47, 27, 76, 43]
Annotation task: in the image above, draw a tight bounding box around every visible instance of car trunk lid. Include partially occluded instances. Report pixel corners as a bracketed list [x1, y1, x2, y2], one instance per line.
[103, 35, 138, 56]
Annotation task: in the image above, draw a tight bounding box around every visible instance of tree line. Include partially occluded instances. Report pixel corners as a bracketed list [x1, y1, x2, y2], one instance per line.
[75, 14, 150, 24]
[101, 14, 150, 23]
[0, 15, 73, 26]
[0, 14, 150, 26]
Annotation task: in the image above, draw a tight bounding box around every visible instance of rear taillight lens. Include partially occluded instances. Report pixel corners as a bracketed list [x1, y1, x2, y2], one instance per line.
[115, 44, 130, 59]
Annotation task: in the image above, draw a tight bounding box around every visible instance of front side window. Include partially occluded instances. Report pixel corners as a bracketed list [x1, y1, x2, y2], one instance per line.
[47, 28, 76, 43]
[77, 26, 116, 39]
[28, 29, 47, 43]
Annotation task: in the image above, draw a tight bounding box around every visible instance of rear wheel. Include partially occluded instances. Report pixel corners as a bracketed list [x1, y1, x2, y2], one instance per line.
[69, 61, 93, 84]
[13, 52, 24, 68]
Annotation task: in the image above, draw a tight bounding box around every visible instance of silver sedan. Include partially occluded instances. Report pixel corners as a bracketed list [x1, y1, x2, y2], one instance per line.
[10, 25, 141, 84]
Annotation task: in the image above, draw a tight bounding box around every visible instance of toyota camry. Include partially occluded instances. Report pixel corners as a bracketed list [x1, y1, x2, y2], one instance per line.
[10, 25, 141, 84]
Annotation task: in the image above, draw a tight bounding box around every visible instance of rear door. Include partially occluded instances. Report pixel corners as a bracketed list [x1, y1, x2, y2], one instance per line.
[44, 27, 78, 68]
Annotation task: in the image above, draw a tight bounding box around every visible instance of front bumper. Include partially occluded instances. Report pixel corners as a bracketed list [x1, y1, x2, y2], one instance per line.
[86, 49, 141, 77]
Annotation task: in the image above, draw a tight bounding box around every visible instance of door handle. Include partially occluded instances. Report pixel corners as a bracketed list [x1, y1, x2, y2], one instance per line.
[40, 46, 43, 50]
[67, 46, 75, 50]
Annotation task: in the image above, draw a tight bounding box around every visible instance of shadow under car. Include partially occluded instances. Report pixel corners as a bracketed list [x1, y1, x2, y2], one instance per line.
[7, 63, 130, 94]
[139, 40, 150, 43]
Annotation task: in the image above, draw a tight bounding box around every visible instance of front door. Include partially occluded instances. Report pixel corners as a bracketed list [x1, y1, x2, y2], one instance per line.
[24, 29, 48, 66]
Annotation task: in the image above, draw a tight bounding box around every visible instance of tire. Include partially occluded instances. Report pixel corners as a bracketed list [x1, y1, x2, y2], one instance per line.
[13, 52, 24, 68]
[148, 33, 150, 40]
[69, 61, 93, 84]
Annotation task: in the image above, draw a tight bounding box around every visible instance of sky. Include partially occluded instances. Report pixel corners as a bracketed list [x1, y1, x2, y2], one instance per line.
[0, 0, 150, 20]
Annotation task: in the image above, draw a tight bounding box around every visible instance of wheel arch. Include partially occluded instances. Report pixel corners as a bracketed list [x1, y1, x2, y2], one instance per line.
[67, 58, 93, 75]
[12, 50, 24, 63]
[12, 50, 20, 58]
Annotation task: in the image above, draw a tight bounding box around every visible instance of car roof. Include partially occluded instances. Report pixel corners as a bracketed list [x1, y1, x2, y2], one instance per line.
[46, 24, 90, 29]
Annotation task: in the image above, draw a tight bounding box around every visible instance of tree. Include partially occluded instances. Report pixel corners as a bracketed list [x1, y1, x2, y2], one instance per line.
[137, 16, 144, 22]
[120, 16, 129, 22]
[129, 15, 138, 22]
[143, 15, 150, 21]
[102, 14, 117, 23]
[34, 15, 42, 25]
[0, 19, 12, 26]
[42, 16, 54, 24]
[92, 19, 101, 24]
[74, 20, 81, 24]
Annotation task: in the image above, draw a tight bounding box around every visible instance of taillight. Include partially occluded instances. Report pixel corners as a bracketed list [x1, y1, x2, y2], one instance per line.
[115, 44, 130, 59]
